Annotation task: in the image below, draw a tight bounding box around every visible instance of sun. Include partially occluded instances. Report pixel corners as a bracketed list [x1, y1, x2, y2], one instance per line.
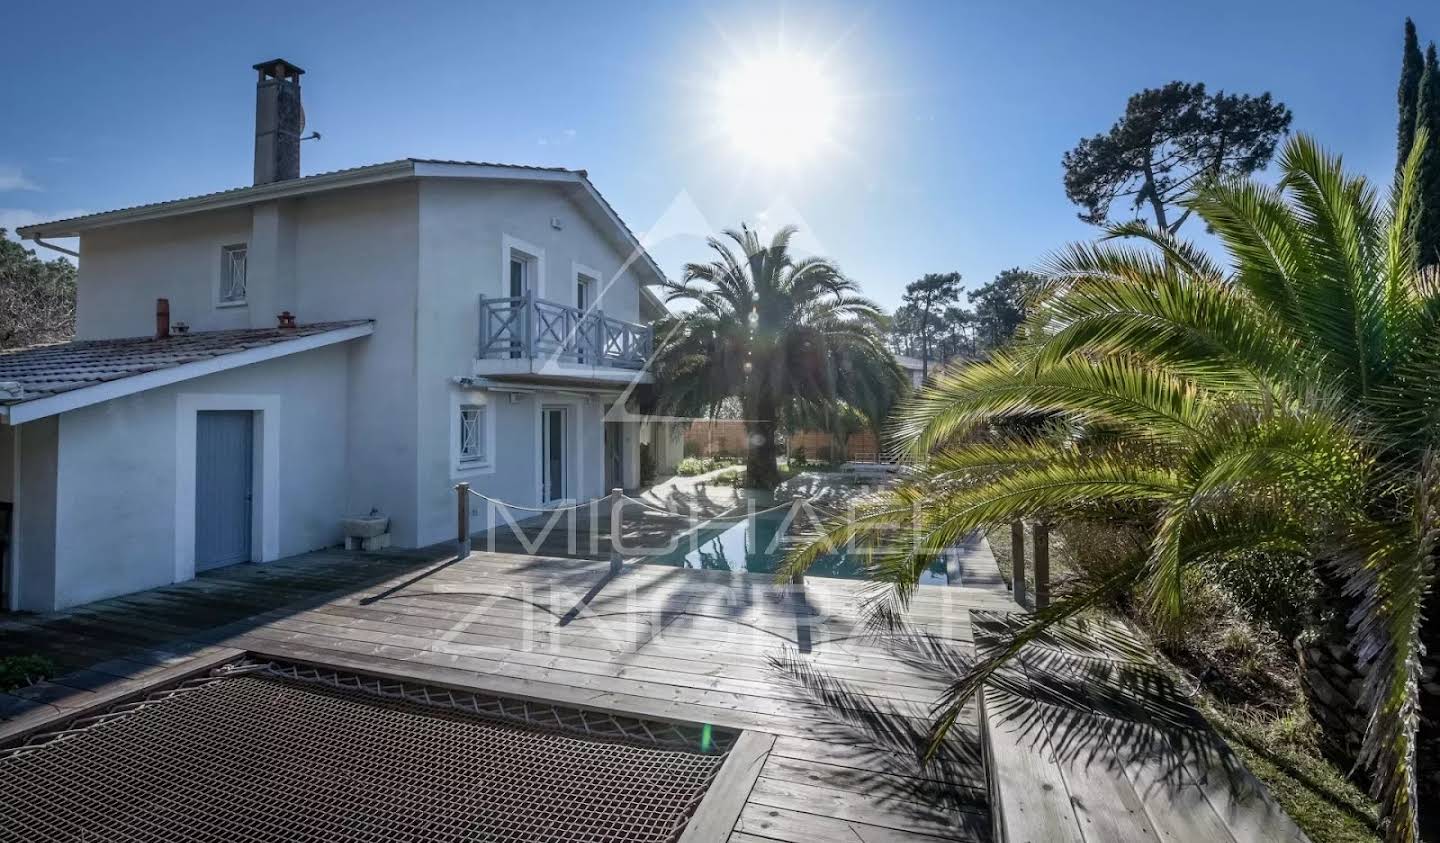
[716, 53, 838, 167]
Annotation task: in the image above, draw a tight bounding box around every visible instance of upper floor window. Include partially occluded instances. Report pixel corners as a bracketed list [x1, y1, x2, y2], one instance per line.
[576, 274, 594, 311]
[219, 244, 247, 306]
[509, 253, 535, 299]
[459, 404, 487, 465]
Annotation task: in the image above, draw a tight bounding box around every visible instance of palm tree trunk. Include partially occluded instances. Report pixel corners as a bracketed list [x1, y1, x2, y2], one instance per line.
[1418, 612, 1440, 839]
[744, 391, 782, 489]
[1297, 562, 1367, 776]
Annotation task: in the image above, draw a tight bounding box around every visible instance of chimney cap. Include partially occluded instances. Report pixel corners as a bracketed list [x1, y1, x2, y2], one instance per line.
[253, 59, 305, 80]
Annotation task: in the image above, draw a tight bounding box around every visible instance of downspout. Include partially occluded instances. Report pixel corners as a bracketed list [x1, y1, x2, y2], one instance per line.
[27, 236, 80, 259]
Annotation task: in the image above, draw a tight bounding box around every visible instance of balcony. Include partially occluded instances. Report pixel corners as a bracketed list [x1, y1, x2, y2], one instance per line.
[477, 292, 654, 383]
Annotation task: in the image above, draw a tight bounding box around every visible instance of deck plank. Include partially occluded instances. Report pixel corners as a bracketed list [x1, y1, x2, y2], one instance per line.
[1, 546, 1001, 841]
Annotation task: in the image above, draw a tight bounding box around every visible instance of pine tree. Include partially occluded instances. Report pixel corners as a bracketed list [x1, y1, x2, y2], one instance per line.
[1415, 43, 1440, 268]
[1398, 19, 1425, 174]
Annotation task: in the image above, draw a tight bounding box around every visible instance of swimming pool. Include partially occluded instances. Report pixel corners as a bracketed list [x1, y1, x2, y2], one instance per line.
[638, 509, 953, 585]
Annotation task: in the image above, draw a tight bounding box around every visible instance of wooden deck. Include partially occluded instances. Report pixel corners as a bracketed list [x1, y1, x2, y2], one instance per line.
[975, 614, 1307, 843]
[0, 545, 1017, 842]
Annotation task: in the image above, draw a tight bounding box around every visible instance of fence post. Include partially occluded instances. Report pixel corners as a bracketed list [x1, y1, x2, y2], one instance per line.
[609, 487, 624, 576]
[478, 297, 488, 358]
[595, 309, 606, 365]
[524, 289, 536, 358]
[1032, 522, 1051, 610]
[790, 493, 806, 585]
[456, 482, 471, 557]
[1010, 520, 1027, 607]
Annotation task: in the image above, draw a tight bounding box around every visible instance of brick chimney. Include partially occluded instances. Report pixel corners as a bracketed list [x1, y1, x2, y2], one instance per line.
[253, 59, 305, 185]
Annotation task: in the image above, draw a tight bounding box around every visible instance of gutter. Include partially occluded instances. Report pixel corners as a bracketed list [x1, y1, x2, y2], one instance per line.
[450, 376, 624, 398]
[27, 237, 80, 259]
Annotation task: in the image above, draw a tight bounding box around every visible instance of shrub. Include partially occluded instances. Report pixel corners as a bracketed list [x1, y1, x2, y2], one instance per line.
[0, 654, 56, 692]
[1212, 549, 1319, 644]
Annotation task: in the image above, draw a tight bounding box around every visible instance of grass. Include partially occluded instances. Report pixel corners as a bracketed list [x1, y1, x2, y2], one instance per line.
[675, 456, 742, 476]
[1198, 698, 1380, 843]
[0, 654, 56, 693]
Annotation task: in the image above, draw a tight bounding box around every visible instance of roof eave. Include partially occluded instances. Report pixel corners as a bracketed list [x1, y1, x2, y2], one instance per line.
[18, 158, 670, 307]
[16, 162, 417, 239]
[0, 322, 373, 424]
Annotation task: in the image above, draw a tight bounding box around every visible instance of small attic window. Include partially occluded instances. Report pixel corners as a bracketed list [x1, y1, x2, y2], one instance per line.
[219, 244, 248, 306]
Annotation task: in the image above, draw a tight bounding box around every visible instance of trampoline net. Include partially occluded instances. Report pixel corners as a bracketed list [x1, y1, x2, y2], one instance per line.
[0, 658, 736, 842]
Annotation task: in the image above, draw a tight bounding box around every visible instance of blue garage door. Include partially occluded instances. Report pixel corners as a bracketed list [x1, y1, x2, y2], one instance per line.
[195, 411, 253, 570]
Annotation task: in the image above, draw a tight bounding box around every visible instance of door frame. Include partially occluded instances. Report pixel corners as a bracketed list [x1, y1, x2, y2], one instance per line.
[534, 397, 588, 506]
[193, 410, 255, 571]
[540, 404, 569, 504]
[175, 393, 280, 584]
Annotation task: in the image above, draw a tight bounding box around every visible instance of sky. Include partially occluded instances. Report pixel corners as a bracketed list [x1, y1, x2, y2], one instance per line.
[1, 1, 1433, 310]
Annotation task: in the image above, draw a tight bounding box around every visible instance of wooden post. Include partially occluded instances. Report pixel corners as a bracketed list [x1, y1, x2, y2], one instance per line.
[790, 494, 806, 585]
[478, 297, 488, 357]
[1032, 521, 1050, 610]
[524, 289, 536, 358]
[1010, 520, 1027, 607]
[456, 482, 471, 557]
[609, 487, 624, 576]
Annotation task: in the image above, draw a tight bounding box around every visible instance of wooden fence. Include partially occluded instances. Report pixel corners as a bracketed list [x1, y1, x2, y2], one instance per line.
[682, 420, 884, 462]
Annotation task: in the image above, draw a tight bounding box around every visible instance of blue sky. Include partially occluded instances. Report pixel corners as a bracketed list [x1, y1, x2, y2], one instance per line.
[1, 1, 1431, 309]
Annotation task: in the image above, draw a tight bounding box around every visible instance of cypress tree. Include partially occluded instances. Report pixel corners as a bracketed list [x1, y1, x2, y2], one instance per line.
[1399, 18, 1425, 174]
[1416, 44, 1440, 268]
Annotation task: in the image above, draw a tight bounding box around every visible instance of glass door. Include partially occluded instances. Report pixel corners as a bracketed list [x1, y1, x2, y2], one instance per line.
[542, 407, 567, 503]
[509, 256, 528, 358]
[576, 275, 593, 363]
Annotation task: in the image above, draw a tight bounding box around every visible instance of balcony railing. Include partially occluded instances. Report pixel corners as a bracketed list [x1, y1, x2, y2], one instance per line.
[479, 292, 653, 370]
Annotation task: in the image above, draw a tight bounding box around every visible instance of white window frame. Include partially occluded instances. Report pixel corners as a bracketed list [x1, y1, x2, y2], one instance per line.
[500, 234, 546, 300]
[451, 390, 495, 476]
[572, 262, 602, 312]
[217, 243, 248, 308]
[459, 404, 487, 464]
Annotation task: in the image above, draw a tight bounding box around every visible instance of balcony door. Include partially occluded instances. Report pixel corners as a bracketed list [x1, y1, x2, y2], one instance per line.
[576, 275, 594, 363]
[541, 406, 568, 504]
[508, 253, 532, 359]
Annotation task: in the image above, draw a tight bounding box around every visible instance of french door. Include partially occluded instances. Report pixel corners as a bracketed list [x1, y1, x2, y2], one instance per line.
[509, 256, 529, 358]
[541, 407, 568, 503]
[576, 276, 593, 363]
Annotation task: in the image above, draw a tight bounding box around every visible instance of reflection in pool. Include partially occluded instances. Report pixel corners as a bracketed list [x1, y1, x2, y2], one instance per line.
[638, 508, 953, 585]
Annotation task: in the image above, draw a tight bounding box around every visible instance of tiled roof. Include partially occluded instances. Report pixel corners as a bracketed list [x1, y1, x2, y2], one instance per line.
[0, 321, 371, 406]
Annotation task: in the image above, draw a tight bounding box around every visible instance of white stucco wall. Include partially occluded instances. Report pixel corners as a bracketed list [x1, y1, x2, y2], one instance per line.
[76, 209, 255, 339]
[411, 179, 646, 546]
[74, 182, 423, 547]
[62, 174, 651, 562]
[292, 182, 421, 544]
[29, 344, 352, 611]
[12, 418, 58, 610]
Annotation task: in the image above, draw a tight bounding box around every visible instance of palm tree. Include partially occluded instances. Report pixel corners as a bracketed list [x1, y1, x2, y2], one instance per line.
[652, 224, 903, 488]
[789, 134, 1440, 841]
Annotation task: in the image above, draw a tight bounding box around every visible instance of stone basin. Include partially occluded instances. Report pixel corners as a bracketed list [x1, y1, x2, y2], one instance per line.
[342, 515, 389, 538]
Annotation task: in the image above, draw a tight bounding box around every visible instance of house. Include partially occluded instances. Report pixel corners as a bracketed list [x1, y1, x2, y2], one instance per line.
[1, 60, 670, 612]
[895, 354, 926, 388]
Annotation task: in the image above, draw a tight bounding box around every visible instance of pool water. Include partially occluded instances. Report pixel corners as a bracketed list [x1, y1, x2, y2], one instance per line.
[639, 509, 953, 585]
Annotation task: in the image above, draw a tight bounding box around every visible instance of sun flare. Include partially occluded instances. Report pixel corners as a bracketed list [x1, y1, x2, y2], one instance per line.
[716, 53, 838, 167]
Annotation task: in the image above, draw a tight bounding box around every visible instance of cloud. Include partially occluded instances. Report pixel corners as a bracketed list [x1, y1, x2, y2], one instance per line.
[0, 208, 89, 262]
[0, 167, 41, 192]
[536, 128, 579, 147]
